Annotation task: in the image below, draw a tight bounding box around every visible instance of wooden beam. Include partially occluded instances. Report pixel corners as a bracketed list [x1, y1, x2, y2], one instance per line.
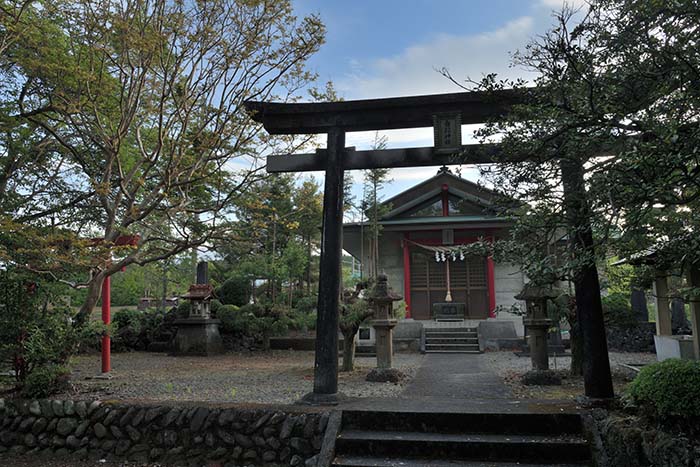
[266, 143, 502, 173]
[245, 89, 530, 134]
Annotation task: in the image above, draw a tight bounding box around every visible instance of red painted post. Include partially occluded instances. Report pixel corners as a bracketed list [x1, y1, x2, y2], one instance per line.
[402, 234, 412, 318]
[487, 234, 496, 317]
[441, 184, 449, 216]
[101, 275, 111, 374]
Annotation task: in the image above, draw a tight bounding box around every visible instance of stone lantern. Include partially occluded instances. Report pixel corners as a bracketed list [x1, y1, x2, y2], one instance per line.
[173, 262, 224, 355]
[368, 273, 402, 369]
[515, 283, 559, 371]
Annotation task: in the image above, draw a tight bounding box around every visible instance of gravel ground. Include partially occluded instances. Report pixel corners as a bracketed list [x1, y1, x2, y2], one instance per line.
[481, 350, 657, 399]
[58, 350, 423, 404]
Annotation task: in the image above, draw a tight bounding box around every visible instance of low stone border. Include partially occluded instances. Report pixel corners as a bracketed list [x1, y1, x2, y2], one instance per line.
[0, 398, 331, 466]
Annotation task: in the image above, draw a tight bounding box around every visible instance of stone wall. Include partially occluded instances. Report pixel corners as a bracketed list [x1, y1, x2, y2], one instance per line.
[588, 409, 700, 467]
[606, 322, 656, 353]
[0, 399, 329, 466]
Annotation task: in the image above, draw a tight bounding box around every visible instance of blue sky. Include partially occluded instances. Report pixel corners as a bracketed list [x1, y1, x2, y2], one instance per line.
[286, 0, 585, 210]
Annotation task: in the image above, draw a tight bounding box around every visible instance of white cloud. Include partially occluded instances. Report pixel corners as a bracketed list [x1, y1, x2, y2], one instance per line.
[338, 16, 538, 100]
[539, 0, 588, 10]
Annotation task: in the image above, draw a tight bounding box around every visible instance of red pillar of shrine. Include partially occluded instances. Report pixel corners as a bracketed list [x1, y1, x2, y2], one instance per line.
[402, 234, 412, 318]
[101, 275, 111, 374]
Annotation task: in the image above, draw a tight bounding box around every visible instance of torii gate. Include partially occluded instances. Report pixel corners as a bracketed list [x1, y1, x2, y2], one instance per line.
[244, 89, 613, 403]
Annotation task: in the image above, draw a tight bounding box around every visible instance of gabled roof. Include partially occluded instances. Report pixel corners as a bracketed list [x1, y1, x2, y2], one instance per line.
[381, 167, 499, 220]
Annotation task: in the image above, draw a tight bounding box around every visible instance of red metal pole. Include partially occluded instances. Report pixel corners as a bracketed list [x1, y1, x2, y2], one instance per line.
[101, 275, 111, 374]
[402, 234, 412, 318]
[487, 235, 496, 318]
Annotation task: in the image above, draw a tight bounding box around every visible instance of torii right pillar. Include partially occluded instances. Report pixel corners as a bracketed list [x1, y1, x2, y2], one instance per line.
[653, 272, 672, 337]
[687, 264, 700, 359]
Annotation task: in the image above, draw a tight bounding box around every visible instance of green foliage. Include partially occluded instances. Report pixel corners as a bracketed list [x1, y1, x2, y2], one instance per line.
[218, 303, 289, 341]
[0, 270, 83, 395]
[175, 301, 191, 319]
[216, 276, 251, 307]
[217, 305, 247, 334]
[394, 300, 407, 320]
[112, 308, 168, 351]
[626, 359, 700, 419]
[20, 364, 70, 399]
[602, 292, 636, 327]
[0, 0, 327, 325]
[293, 295, 317, 314]
[288, 310, 317, 332]
[110, 257, 195, 307]
[340, 298, 372, 329]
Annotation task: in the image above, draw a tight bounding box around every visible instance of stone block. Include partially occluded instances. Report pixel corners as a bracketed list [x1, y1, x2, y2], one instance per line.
[172, 318, 224, 355]
[478, 320, 519, 351]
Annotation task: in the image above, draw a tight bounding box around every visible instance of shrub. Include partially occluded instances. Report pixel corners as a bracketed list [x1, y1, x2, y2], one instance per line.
[0, 270, 104, 399]
[293, 295, 317, 314]
[602, 292, 636, 326]
[216, 276, 251, 307]
[20, 364, 70, 398]
[394, 300, 407, 320]
[175, 301, 191, 319]
[217, 304, 249, 334]
[288, 310, 317, 331]
[625, 359, 700, 418]
[77, 319, 107, 352]
[112, 308, 168, 351]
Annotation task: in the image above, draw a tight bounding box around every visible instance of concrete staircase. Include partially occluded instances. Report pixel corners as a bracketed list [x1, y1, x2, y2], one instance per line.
[331, 410, 592, 466]
[424, 326, 480, 354]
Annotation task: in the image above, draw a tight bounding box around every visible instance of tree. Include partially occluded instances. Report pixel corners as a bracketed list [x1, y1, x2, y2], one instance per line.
[0, 0, 326, 325]
[339, 281, 373, 372]
[444, 0, 700, 398]
[361, 133, 392, 278]
[292, 178, 323, 292]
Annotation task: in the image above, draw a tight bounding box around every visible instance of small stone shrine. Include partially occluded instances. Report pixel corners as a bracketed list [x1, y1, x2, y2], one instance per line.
[516, 283, 559, 371]
[173, 261, 224, 355]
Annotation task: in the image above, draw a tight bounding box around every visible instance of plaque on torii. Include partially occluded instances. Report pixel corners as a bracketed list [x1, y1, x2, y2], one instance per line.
[244, 89, 525, 404]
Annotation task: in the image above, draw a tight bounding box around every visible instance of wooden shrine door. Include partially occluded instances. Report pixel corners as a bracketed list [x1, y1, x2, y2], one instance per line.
[409, 249, 489, 320]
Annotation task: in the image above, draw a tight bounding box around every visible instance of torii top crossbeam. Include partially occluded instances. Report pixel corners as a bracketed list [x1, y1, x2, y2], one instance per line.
[244, 88, 528, 134]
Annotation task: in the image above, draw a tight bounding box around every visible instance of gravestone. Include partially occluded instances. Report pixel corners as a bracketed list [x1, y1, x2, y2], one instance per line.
[671, 298, 690, 332]
[631, 289, 648, 322]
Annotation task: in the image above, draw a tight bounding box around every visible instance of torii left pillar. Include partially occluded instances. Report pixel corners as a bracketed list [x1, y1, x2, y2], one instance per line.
[301, 127, 345, 405]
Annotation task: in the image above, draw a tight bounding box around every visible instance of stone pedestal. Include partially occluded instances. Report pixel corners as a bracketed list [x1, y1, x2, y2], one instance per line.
[172, 318, 224, 355]
[525, 319, 551, 371]
[516, 284, 558, 372]
[372, 319, 397, 369]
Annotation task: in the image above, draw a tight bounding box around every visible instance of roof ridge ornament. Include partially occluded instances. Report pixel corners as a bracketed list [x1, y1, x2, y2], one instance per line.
[437, 165, 453, 175]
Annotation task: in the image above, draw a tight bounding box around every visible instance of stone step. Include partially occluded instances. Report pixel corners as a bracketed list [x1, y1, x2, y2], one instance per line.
[341, 411, 585, 436]
[333, 455, 590, 467]
[425, 332, 478, 338]
[335, 430, 590, 464]
[425, 341, 479, 350]
[425, 350, 482, 354]
[425, 337, 479, 344]
[425, 327, 477, 333]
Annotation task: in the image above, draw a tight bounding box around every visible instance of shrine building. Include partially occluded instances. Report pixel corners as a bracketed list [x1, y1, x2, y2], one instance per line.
[343, 167, 526, 335]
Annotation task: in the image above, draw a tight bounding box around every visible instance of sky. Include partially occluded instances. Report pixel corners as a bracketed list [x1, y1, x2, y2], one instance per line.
[284, 0, 586, 207]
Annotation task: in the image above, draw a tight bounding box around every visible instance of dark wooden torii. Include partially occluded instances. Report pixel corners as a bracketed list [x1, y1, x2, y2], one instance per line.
[244, 89, 613, 403]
